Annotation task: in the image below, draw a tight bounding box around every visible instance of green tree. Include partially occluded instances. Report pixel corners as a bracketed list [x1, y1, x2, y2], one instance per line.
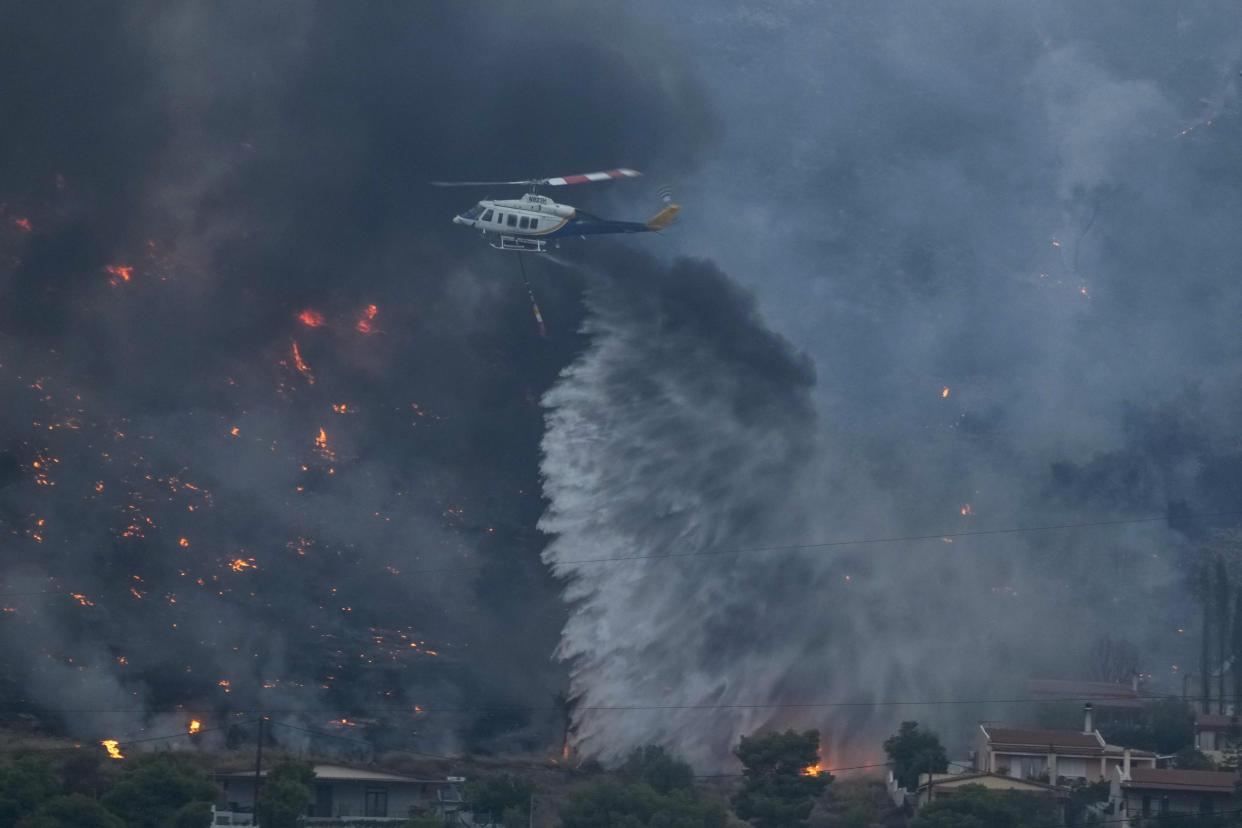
[16, 794, 125, 828]
[255, 757, 314, 828]
[910, 784, 1059, 828]
[1098, 698, 1194, 755]
[0, 757, 59, 826]
[883, 722, 949, 790]
[100, 754, 217, 828]
[465, 774, 535, 824]
[618, 745, 695, 794]
[560, 779, 726, 828]
[1173, 745, 1217, 770]
[732, 729, 830, 828]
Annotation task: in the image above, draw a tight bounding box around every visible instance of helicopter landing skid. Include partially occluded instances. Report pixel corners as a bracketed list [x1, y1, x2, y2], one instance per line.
[490, 235, 547, 253]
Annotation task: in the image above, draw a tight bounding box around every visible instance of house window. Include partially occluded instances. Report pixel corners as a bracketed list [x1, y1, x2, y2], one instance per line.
[1201, 796, 1215, 813]
[1058, 757, 1086, 778]
[1201, 730, 1217, 751]
[1009, 755, 1046, 780]
[519, 216, 529, 229]
[364, 787, 388, 817]
[314, 784, 333, 818]
[482, 209, 493, 222]
[1142, 795, 1151, 815]
[507, 214, 517, 227]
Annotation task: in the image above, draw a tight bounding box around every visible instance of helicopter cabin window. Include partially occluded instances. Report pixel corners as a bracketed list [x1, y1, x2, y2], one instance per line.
[507, 214, 517, 227]
[519, 216, 530, 229]
[481, 209, 493, 222]
[529, 218, 539, 230]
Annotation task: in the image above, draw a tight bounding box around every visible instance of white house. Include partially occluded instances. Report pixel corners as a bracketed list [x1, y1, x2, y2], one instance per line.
[973, 705, 1156, 784]
[213, 763, 466, 824]
[1109, 765, 1239, 827]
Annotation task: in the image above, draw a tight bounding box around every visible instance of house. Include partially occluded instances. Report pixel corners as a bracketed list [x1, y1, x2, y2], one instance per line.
[1028, 677, 1154, 726]
[1194, 713, 1242, 764]
[1109, 766, 1239, 827]
[973, 705, 1156, 784]
[212, 763, 467, 825]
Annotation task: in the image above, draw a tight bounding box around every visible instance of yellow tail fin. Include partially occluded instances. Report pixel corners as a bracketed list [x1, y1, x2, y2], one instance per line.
[645, 204, 681, 231]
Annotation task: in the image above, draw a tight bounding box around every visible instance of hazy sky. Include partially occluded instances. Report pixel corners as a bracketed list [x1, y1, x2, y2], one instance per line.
[2, 2, 1241, 768]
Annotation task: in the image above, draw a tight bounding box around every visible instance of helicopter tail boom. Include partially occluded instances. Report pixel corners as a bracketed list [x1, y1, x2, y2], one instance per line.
[645, 204, 681, 231]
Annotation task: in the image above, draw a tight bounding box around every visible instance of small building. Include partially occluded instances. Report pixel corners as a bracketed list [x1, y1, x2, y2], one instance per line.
[1028, 677, 1154, 726]
[973, 705, 1156, 784]
[1109, 766, 1239, 827]
[913, 771, 1069, 814]
[213, 763, 466, 824]
[1194, 713, 1242, 765]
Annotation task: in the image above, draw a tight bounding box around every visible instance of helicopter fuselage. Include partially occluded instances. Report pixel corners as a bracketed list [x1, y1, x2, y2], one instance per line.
[452, 192, 675, 251]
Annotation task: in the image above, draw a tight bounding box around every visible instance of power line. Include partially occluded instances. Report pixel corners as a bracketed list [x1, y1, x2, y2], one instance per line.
[0, 693, 1216, 715]
[2, 508, 1237, 599]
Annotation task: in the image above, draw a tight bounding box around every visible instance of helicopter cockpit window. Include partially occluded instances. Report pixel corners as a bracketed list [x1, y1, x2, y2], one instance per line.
[461, 204, 483, 220]
[481, 209, 493, 222]
[507, 214, 517, 227]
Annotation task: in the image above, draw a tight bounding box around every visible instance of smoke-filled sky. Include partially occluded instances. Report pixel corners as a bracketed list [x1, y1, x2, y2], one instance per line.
[3, 2, 1242, 769]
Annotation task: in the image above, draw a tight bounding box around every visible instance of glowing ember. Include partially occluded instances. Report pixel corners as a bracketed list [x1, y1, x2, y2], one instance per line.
[101, 740, 124, 759]
[70, 593, 94, 607]
[298, 309, 325, 327]
[189, 719, 201, 734]
[291, 342, 315, 385]
[229, 558, 255, 573]
[179, 538, 189, 547]
[12, 216, 32, 231]
[941, 386, 950, 398]
[960, 504, 972, 517]
[356, 304, 379, 333]
[105, 265, 133, 285]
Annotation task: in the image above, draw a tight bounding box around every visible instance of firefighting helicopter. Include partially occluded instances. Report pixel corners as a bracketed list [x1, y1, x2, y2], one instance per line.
[432, 168, 680, 252]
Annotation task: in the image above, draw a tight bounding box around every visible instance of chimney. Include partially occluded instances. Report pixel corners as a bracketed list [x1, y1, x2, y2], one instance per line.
[1083, 703, 1095, 735]
[1123, 747, 1132, 777]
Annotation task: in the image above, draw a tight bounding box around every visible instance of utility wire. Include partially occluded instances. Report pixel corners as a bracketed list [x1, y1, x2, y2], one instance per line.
[3, 508, 1238, 598]
[0, 694, 1221, 715]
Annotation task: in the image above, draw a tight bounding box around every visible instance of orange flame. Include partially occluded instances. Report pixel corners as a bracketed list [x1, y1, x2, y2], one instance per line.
[298, 309, 325, 327]
[229, 558, 255, 573]
[13, 217, 32, 231]
[102, 740, 124, 759]
[941, 387, 950, 398]
[105, 265, 133, 285]
[801, 747, 825, 776]
[356, 303, 379, 333]
[291, 342, 314, 385]
[961, 504, 972, 516]
[189, 719, 201, 734]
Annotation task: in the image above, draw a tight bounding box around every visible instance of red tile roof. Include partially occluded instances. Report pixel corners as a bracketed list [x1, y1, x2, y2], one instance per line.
[1123, 768, 1238, 794]
[982, 726, 1104, 754]
[1195, 713, 1242, 730]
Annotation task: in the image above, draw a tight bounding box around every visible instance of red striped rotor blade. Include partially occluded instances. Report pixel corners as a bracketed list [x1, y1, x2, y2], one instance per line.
[543, 168, 641, 186]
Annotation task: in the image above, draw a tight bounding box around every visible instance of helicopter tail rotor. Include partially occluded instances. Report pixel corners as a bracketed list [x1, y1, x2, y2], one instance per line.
[645, 203, 681, 231]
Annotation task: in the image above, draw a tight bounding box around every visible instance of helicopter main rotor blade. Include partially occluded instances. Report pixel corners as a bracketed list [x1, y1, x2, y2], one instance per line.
[430, 169, 641, 187]
[429, 180, 538, 187]
[544, 168, 641, 186]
